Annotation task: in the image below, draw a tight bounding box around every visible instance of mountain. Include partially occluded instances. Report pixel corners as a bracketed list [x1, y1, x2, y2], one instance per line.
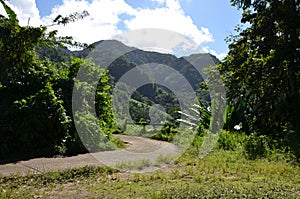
[73, 40, 219, 92]
[37, 40, 219, 82]
[37, 40, 219, 123]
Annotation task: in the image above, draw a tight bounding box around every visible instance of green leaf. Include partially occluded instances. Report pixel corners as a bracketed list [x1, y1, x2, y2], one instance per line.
[0, 0, 18, 25]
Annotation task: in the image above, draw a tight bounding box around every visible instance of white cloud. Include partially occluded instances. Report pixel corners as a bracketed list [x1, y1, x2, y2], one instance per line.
[0, 4, 7, 18]
[0, 0, 41, 26]
[1, 0, 218, 56]
[123, 0, 213, 49]
[42, 0, 214, 53]
[114, 28, 206, 57]
[42, 0, 135, 44]
[165, 0, 181, 11]
[204, 47, 227, 60]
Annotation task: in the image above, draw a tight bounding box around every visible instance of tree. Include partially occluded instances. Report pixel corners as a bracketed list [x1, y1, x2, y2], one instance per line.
[220, 0, 300, 135]
[0, 0, 69, 156]
[0, 1, 117, 158]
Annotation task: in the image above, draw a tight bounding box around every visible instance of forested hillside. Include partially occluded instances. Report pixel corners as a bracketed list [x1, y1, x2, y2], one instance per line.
[37, 39, 218, 126]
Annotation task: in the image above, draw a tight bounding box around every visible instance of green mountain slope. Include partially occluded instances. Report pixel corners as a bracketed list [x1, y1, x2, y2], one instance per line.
[37, 40, 219, 124]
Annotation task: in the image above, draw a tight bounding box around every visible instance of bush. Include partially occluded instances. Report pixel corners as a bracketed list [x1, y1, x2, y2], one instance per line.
[0, 3, 94, 159]
[151, 125, 177, 142]
[243, 133, 270, 160]
[217, 131, 245, 151]
[151, 131, 174, 142]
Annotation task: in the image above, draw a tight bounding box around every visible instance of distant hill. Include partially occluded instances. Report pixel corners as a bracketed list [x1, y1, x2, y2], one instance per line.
[36, 40, 219, 123]
[74, 40, 218, 93]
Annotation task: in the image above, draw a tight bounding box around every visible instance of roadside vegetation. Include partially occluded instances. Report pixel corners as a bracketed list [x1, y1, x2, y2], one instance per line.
[0, 0, 122, 159]
[1, 133, 300, 198]
[0, 0, 299, 198]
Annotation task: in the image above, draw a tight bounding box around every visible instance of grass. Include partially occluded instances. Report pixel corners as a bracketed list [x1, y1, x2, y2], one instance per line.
[123, 124, 161, 137]
[114, 154, 176, 171]
[1, 146, 299, 198]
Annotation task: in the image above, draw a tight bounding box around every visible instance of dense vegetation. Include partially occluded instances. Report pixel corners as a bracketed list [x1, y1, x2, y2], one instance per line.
[0, 0, 299, 163]
[38, 40, 215, 127]
[215, 0, 300, 161]
[220, 0, 299, 135]
[0, 0, 299, 198]
[0, 1, 120, 159]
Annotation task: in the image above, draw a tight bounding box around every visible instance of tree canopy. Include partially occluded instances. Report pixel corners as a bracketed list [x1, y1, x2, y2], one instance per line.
[0, 1, 118, 158]
[220, 0, 300, 135]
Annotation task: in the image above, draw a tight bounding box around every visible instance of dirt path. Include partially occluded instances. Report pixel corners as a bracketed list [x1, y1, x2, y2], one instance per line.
[0, 135, 179, 176]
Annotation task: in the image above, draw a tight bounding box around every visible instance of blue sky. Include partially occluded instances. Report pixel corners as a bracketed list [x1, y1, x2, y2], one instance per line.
[1, 0, 242, 58]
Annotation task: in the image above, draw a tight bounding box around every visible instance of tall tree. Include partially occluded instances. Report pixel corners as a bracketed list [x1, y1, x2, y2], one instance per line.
[0, 1, 117, 158]
[220, 0, 300, 135]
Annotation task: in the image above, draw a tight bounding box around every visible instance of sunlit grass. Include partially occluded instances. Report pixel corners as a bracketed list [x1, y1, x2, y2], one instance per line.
[114, 154, 176, 171]
[1, 131, 299, 198]
[1, 146, 299, 198]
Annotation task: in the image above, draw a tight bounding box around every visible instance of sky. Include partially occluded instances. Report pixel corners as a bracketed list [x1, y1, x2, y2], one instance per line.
[0, 0, 242, 59]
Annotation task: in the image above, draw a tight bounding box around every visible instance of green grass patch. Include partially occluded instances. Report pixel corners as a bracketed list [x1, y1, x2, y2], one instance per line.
[1, 148, 299, 198]
[114, 154, 176, 171]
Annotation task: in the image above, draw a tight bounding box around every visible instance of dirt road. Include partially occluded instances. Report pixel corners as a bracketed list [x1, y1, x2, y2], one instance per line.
[0, 135, 179, 176]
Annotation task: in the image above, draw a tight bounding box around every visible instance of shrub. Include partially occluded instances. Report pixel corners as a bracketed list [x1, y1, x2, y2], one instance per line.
[217, 131, 245, 151]
[283, 130, 300, 162]
[151, 131, 174, 142]
[243, 133, 270, 160]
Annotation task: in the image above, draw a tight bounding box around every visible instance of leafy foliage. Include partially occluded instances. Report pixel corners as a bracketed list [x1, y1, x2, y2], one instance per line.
[72, 58, 120, 152]
[0, 1, 117, 158]
[217, 130, 245, 150]
[220, 0, 300, 135]
[243, 133, 270, 160]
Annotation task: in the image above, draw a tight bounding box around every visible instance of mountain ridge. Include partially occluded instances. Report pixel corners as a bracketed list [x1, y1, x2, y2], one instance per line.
[36, 39, 219, 123]
[37, 39, 219, 70]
